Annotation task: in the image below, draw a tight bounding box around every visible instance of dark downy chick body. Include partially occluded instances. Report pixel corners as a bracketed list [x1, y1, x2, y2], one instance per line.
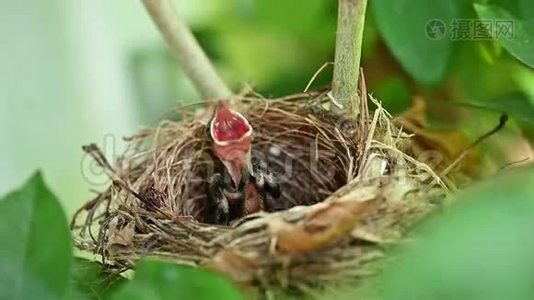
[207, 103, 282, 224]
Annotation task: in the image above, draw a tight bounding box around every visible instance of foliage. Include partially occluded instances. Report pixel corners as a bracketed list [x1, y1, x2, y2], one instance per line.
[66, 258, 126, 300]
[372, 0, 462, 86]
[111, 261, 243, 300]
[369, 166, 534, 300]
[0, 172, 72, 300]
[474, 3, 534, 68]
[457, 92, 534, 124]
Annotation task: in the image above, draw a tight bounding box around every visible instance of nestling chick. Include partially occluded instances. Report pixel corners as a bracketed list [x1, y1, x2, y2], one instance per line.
[207, 102, 282, 225]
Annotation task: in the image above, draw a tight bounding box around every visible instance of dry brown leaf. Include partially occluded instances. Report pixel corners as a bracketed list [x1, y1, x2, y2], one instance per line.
[394, 96, 480, 177]
[107, 221, 135, 255]
[206, 248, 259, 283]
[271, 199, 380, 255]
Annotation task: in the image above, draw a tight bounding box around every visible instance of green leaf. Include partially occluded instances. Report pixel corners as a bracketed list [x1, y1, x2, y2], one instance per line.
[474, 4, 534, 68]
[67, 258, 126, 300]
[0, 172, 72, 300]
[372, 0, 461, 86]
[519, 0, 534, 19]
[377, 166, 534, 300]
[486, 0, 534, 23]
[111, 260, 243, 300]
[457, 92, 534, 124]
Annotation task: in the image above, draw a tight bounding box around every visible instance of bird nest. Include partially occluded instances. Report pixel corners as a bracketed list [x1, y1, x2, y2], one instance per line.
[72, 90, 449, 295]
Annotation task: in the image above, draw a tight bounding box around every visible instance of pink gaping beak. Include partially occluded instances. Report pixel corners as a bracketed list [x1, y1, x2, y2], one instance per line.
[210, 103, 253, 186]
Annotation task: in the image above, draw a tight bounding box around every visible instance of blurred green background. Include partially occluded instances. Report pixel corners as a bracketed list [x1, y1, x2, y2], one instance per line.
[2, 0, 533, 215]
[2, 1, 201, 214]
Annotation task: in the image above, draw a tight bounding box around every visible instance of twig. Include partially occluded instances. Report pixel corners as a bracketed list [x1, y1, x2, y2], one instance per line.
[142, 0, 232, 99]
[331, 0, 368, 117]
[357, 68, 369, 160]
[303, 62, 334, 93]
[500, 157, 531, 170]
[441, 114, 508, 177]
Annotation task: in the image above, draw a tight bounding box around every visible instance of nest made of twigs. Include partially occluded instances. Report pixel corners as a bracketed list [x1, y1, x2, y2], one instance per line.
[72, 90, 449, 294]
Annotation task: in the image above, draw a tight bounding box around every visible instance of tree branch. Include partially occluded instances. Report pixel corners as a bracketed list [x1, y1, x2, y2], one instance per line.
[331, 0, 368, 117]
[142, 0, 232, 99]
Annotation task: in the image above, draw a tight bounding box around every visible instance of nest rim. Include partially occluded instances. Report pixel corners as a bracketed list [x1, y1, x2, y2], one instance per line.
[72, 90, 449, 293]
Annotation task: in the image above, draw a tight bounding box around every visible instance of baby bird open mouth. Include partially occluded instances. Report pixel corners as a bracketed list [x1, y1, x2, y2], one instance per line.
[207, 102, 281, 225]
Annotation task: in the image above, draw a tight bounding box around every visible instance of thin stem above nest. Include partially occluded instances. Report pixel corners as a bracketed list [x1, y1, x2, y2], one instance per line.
[142, 0, 232, 99]
[332, 0, 368, 117]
